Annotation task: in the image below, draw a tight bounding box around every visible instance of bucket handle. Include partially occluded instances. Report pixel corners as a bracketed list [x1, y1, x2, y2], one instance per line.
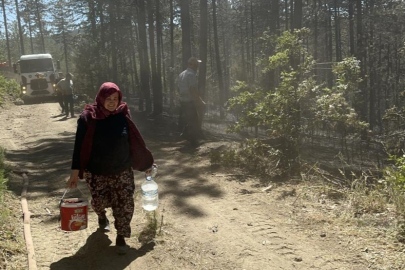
[59, 187, 86, 207]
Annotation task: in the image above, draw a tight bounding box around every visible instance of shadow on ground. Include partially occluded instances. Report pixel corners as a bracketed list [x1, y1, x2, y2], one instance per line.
[5, 110, 225, 216]
[6, 132, 75, 199]
[49, 229, 155, 270]
[132, 111, 225, 217]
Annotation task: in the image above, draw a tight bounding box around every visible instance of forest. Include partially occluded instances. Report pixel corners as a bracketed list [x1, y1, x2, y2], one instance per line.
[2, 0, 405, 214]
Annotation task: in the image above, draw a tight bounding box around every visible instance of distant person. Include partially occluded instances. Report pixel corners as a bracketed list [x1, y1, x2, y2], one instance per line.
[67, 82, 154, 255]
[56, 73, 74, 118]
[177, 57, 206, 145]
[55, 72, 65, 114]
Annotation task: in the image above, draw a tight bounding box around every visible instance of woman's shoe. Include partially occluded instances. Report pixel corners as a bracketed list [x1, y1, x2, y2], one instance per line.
[98, 217, 110, 232]
[116, 235, 129, 255]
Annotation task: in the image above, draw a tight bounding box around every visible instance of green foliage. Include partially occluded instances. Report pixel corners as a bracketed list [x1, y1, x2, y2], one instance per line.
[313, 58, 368, 138]
[385, 155, 405, 192]
[382, 106, 405, 155]
[227, 81, 263, 132]
[227, 29, 317, 168]
[384, 155, 405, 215]
[229, 30, 315, 134]
[383, 105, 405, 133]
[0, 75, 20, 104]
[227, 30, 367, 171]
[313, 91, 368, 136]
[0, 147, 7, 201]
[333, 57, 362, 96]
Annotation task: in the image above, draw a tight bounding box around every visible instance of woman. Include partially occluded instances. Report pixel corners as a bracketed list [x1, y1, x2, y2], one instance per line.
[67, 82, 154, 254]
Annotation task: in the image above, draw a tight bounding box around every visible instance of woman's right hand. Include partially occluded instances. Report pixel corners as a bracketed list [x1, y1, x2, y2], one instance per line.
[67, 170, 80, 188]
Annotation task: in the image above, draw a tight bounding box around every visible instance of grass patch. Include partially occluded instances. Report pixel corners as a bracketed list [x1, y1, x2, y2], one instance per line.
[137, 211, 160, 245]
[0, 74, 20, 105]
[0, 147, 25, 269]
[0, 147, 7, 199]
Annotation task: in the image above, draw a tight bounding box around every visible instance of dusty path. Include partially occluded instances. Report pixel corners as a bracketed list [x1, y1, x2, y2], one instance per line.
[0, 102, 378, 270]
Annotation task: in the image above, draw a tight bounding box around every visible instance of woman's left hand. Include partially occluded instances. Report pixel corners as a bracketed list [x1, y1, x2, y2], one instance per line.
[145, 164, 158, 175]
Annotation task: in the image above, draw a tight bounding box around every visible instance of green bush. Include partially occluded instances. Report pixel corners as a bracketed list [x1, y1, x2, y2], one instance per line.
[0, 74, 20, 104]
[384, 155, 405, 215]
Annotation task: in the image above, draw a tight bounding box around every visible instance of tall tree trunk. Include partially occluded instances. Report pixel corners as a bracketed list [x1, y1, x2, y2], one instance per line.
[224, 0, 231, 100]
[137, 0, 152, 112]
[1, 0, 11, 66]
[356, 0, 366, 120]
[198, 0, 208, 99]
[268, 0, 279, 89]
[35, 0, 45, 53]
[88, 1, 97, 39]
[250, 1, 255, 80]
[327, 7, 333, 88]
[244, 0, 250, 80]
[290, 0, 294, 31]
[240, 19, 246, 81]
[349, 0, 355, 55]
[292, 0, 303, 171]
[334, 0, 341, 61]
[394, 40, 400, 107]
[213, 0, 224, 118]
[135, 14, 144, 100]
[377, 34, 382, 129]
[270, 0, 279, 35]
[356, 0, 364, 67]
[128, 50, 135, 93]
[97, 2, 107, 84]
[180, 0, 192, 70]
[62, 17, 69, 72]
[385, 44, 390, 119]
[169, 0, 175, 110]
[109, 1, 118, 83]
[293, 0, 302, 30]
[28, 15, 34, 53]
[369, 0, 375, 130]
[285, 0, 289, 31]
[147, 0, 161, 115]
[15, 0, 25, 55]
[313, 0, 318, 61]
[130, 19, 140, 89]
[156, 0, 163, 112]
[160, 33, 167, 105]
[99, 2, 105, 53]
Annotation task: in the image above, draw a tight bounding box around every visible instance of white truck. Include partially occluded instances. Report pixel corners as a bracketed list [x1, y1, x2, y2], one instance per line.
[13, 54, 60, 101]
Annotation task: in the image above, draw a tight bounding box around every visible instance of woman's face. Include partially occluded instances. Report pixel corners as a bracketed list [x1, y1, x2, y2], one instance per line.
[104, 92, 119, 112]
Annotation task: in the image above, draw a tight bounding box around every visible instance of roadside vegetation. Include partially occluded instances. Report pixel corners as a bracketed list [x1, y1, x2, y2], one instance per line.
[0, 147, 25, 269]
[210, 30, 405, 246]
[0, 74, 20, 105]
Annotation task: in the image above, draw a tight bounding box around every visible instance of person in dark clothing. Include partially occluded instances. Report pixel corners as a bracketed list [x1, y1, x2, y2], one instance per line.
[56, 73, 74, 118]
[67, 82, 154, 255]
[177, 57, 205, 145]
[55, 72, 65, 114]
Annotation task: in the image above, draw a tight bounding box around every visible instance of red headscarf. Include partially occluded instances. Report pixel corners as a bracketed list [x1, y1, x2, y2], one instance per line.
[78, 82, 154, 178]
[82, 82, 128, 120]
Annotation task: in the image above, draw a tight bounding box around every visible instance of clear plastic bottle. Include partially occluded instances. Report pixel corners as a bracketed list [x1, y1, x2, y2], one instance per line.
[141, 166, 158, 211]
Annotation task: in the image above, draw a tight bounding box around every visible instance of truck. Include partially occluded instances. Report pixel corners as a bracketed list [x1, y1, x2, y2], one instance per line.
[13, 54, 60, 101]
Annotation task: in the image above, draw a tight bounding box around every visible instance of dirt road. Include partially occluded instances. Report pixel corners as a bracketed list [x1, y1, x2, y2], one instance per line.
[0, 102, 394, 269]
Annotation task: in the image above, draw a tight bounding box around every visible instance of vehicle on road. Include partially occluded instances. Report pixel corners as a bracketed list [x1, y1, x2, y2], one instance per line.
[13, 54, 60, 101]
